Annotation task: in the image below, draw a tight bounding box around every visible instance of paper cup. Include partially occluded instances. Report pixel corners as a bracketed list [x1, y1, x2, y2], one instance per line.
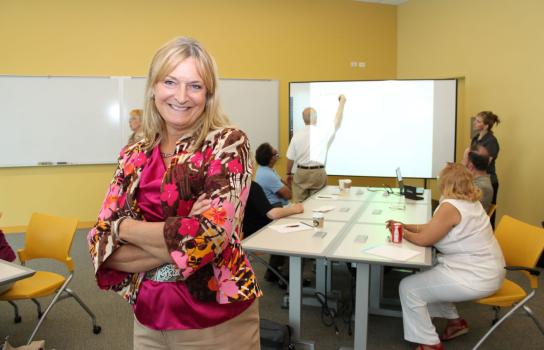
[339, 179, 352, 193]
[312, 212, 325, 228]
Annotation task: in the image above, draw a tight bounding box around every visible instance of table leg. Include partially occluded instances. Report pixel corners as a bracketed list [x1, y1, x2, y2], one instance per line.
[289, 256, 303, 340]
[354, 263, 369, 350]
[315, 257, 332, 295]
[369, 264, 381, 311]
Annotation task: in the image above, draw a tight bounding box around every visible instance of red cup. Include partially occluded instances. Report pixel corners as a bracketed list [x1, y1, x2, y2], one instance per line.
[389, 222, 403, 243]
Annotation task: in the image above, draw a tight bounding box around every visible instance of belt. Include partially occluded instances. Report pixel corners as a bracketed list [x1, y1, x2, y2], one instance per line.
[145, 263, 180, 282]
[297, 165, 325, 169]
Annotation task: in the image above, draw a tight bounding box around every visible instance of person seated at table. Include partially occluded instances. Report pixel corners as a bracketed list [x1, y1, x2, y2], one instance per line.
[255, 143, 292, 207]
[463, 145, 494, 213]
[243, 181, 304, 284]
[387, 163, 505, 350]
[243, 181, 304, 239]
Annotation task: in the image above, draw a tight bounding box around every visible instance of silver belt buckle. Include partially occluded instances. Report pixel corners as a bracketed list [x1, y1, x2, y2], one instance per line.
[145, 264, 180, 282]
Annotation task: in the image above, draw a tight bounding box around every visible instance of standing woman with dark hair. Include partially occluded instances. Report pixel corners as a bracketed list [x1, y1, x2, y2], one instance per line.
[471, 111, 500, 204]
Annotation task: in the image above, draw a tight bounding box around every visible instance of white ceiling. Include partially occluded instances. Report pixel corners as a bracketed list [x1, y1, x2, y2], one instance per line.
[354, 0, 408, 5]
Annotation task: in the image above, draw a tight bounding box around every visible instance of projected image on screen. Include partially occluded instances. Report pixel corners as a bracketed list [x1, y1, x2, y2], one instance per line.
[289, 80, 457, 178]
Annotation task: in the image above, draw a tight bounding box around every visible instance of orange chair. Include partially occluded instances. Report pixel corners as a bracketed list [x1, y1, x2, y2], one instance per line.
[0, 213, 101, 344]
[473, 215, 544, 349]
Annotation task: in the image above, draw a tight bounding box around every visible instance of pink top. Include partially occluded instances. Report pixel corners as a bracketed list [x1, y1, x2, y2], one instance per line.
[133, 145, 252, 330]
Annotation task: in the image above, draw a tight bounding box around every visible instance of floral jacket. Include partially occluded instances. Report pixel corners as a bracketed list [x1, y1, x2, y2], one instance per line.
[87, 127, 262, 304]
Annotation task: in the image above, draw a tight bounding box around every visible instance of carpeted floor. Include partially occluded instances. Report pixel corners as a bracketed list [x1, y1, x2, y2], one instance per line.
[1, 230, 543, 349]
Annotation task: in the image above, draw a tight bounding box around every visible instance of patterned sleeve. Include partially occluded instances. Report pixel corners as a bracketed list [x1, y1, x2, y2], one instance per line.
[87, 146, 143, 293]
[162, 128, 252, 280]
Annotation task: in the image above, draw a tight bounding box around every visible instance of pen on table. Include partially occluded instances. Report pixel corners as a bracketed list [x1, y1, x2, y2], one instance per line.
[299, 221, 314, 228]
[286, 224, 300, 228]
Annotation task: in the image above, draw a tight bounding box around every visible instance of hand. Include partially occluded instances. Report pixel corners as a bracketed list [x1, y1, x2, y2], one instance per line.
[189, 193, 212, 216]
[286, 174, 293, 187]
[385, 220, 403, 231]
[292, 203, 304, 214]
[338, 95, 346, 104]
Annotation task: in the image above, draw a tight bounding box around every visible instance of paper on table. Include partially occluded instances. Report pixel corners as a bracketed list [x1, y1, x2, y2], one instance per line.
[363, 244, 422, 261]
[269, 223, 314, 233]
[313, 205, 335, 213]
[315, 194, 338, 200]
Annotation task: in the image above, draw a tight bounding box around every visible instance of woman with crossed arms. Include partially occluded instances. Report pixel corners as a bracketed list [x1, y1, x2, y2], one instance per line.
[387, 163, 505, 350]
[88, 37, 261, 349]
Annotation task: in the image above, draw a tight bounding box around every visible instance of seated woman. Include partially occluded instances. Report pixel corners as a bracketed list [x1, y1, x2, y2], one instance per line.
[255, 143, 292, 207]
[387, 163, 505, 350]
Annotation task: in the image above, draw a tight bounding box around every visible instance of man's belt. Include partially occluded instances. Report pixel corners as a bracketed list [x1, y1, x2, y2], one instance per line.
[297, 165, 325, 169]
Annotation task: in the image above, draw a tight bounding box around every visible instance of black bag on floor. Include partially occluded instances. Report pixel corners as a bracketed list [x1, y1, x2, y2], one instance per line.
[260, 319, 294, 350]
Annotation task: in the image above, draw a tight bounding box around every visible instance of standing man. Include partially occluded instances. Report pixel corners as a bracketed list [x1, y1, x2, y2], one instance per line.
[286, 95, 346, 202]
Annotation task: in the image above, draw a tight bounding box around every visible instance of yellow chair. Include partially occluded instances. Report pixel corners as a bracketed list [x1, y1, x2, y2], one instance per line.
[487, 203, 496, 218]
[0, 213, 101, 344]
[473, 215, 544, 349]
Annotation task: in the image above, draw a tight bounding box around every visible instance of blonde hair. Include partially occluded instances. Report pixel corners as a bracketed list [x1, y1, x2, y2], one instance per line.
[129, 109, 143, 119]
[439, 163, 481, 201]
[142, 37, 230, 150]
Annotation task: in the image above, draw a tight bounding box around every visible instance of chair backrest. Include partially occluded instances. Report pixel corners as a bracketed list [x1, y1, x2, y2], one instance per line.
[21, 213, 78, 270]
[487, 204, 496, 217]
[494, 215, 544, 287]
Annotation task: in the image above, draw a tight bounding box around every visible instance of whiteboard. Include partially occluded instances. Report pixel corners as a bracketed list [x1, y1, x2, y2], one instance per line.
[0, 76, 278, 167]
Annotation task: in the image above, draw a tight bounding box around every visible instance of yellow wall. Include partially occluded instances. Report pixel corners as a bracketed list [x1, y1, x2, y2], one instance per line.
[397, 0, 544, 226]
[0, 0, 397, 229]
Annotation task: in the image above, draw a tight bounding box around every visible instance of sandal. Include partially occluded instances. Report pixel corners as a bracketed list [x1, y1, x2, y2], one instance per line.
[440, 318, 469, 341]
[415, 343, 444, 350]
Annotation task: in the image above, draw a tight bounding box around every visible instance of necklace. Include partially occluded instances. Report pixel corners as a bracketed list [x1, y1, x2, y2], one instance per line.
[160, 151, 175, 158]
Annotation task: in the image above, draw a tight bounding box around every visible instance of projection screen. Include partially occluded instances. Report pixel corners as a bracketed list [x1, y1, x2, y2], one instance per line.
[289, 79, 457, 178]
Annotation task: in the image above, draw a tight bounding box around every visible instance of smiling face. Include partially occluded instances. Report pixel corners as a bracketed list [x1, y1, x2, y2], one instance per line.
[153, 57, 207, 135]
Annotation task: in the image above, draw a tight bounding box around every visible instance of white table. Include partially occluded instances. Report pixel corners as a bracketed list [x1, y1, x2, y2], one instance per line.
[242, 186, 434, 350]
[288, 198, 363, 223]
[365, 187, 432, 205]
[309, 186, 375, 202]
[0, 259, 35, 294]
[242, 218, 348, 344]
[355, 201, 431, 225]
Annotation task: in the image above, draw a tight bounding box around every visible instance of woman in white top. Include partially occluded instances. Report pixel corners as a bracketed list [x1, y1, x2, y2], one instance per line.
[387, 163, 505, 350]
